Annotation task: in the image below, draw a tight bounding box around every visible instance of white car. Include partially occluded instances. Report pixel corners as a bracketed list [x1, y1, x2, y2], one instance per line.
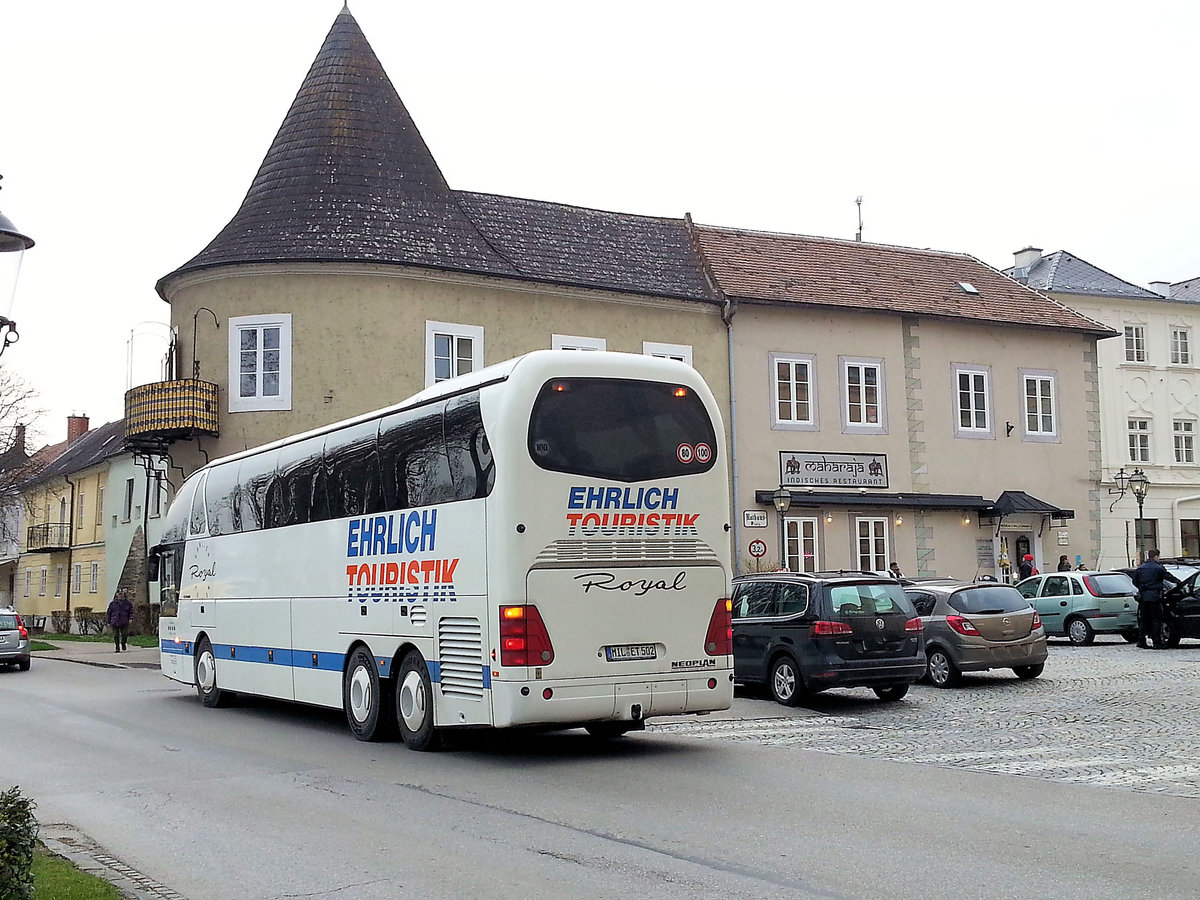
[0, 608, 32, 670]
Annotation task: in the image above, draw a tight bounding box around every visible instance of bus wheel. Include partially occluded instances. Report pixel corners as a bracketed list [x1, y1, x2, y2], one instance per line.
[195, 637, 233, 708]
[343, 647, 395, 742]
[396, 650, 440, 751]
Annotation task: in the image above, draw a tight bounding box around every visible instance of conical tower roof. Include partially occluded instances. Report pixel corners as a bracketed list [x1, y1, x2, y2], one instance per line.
[159, 7, 513, 292]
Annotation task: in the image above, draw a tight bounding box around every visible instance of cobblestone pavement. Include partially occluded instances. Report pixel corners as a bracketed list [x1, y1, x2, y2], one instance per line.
[652, 637, 1200, 798]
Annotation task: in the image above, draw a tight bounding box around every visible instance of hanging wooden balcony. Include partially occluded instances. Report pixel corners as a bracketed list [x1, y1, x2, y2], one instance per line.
[124, 379, 220, 452]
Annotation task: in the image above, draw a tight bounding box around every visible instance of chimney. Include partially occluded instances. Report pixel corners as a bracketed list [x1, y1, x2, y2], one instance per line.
[67, 414, 89, 444]
[1011, 247, 1043, 283]
[11, 424, 25, 456]
[1149, 281, 1172, 298]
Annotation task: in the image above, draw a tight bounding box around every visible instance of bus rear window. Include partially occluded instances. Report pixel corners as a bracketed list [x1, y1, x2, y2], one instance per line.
[528, 377, 717, 482]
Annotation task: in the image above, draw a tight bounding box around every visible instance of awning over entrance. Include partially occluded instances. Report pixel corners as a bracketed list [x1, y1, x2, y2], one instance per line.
[979, 490, 1074, 521]
[754, 489, 990, 511]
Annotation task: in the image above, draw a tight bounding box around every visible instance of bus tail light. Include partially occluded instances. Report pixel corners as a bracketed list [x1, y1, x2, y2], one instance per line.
[499, 605, 555, 667]
[704, 598, 732, 656]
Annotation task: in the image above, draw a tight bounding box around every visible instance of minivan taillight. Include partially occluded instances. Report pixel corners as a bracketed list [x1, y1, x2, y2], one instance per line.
[705, 598, 732, 656]
[945, 615, 979, 635]
[15, 613, 27, 640]
[904, 617, 923, 633]
[810, 620, 853, 637]
[499, 605, 555, 667]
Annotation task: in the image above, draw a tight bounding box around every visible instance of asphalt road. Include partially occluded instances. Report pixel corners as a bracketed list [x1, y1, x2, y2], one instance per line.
[2, 639, 1198, 900]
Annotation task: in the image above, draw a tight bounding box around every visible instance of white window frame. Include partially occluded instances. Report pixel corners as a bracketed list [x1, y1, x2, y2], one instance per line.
[1128, 418, 1151, 464]
[552, 334, 606, 352]
[1171, 327, 1192, 366]
[229, 313, 293, 413]
[1021, 369, 1058, 442]
[73, 563, 81, 593]
[77, 492, 85, 530]
[425, 321, 483, 386]
[771, 353, 818, 430]
[840, 356, 887, 434]
[1174, 420, 1195, 464]
[855, 517, 890, 572]
[642, 341, 693, 366]
[148, 473, 163, 518]
[122, 478, 135, 523]
[784, 516, 820, 573]
[23, 569, 30, 598]
[1124, 325, 1147, 363]
[952, 364, 992, 438]
[54, 565, 63, 598]
[89, 561, 99, 593]
[97, 485, 104, 519]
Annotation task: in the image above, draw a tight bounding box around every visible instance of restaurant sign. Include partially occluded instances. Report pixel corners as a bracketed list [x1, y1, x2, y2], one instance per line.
[779, 451, 889, 489]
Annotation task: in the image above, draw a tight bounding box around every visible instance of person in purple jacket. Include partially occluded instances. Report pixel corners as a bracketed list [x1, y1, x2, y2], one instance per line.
[106, 589, 134, 652]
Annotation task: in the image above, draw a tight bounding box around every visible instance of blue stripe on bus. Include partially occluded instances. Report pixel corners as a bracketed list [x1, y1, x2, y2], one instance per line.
[158, 639, 489, 686]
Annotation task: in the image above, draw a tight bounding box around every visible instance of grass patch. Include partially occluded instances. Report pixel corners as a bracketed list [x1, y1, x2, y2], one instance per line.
[32, 845, 123, 900]
[30, 640, 57, 651]
[33, 633, 158, 648]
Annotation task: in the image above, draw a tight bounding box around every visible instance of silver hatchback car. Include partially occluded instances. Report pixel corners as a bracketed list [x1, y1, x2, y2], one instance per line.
[0, 608, 31, 671]
[903, 582, 1046, 687]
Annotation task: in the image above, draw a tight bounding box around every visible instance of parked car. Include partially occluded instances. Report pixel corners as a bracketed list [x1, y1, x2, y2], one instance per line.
[1014, 571, 1138, 645]
[1129, 564, 1200, 647]
[903, 581, 1046, 687]
[0, 608, 31, 671]
[730, 572, 925, 706]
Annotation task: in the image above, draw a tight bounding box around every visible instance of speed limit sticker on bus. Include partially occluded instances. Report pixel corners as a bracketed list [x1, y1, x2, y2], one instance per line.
[694, 443, 711, 463]
[677, 443, 694, 464]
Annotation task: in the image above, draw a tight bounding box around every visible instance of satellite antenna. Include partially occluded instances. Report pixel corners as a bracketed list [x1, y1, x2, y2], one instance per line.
[855, 196, 864, 242]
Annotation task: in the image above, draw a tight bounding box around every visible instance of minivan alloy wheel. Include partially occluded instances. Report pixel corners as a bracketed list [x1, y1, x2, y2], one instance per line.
[770, 656, 802, 707]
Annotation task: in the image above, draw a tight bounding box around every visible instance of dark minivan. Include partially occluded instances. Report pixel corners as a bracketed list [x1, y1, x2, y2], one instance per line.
[731, 573, 925, 705]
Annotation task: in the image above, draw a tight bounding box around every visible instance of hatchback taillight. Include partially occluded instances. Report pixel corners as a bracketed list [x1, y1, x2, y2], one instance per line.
[810, 620, 853, 637]
[904, 617, 923, 633]
[1082, 576, 1101, 597]
[946, 615, 979, 636]
[1031, 610, 1043, 630]
[499, 605, 555, 666]
[705, 598, 732, 656]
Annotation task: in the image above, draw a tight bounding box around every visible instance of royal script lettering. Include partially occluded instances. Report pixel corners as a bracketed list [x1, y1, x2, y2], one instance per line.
[189, 562, 217, 581]
[573, 571, 686, 597]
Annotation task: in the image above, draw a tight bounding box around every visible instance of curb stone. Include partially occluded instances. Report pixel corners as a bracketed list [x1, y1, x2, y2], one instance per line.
[40, 822, 186, 900]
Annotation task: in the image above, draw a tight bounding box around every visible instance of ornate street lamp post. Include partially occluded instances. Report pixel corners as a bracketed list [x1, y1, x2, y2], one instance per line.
[0, 175, 35, 357]
[772, 485, 791, 571]
[1128, 468, 1150, 562]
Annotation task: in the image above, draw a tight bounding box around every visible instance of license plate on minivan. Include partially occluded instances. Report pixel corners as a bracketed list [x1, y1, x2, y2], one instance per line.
[605, 643, 657, 661]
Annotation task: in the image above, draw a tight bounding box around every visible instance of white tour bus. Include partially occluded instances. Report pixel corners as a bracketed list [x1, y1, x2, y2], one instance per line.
[154, 350, 733, 749]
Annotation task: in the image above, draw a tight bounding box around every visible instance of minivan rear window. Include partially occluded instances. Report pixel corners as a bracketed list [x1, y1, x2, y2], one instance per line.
[829, 583, 914, 617]
[947, 586, 1029, 614]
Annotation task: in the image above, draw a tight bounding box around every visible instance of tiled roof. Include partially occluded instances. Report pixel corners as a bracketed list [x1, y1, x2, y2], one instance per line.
[695, 227, 1114, 336]
[22, 421, 126, 487]
[1007, 251, 1160, 300]
[454, 192, 715, 302]
[158, 9, 715, 306]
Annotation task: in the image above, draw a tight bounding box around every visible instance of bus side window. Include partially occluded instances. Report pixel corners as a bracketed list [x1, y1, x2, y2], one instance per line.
[188, 473, 210, 536]
[158, 548, 180, 616]
[238, 451, 279, 532]
[204, 461, 241, 536]
[380, 403, 453, 510]
[326, 421, 383, 518]
[444, 392, 494, 501]
[276, 437, 324, 527]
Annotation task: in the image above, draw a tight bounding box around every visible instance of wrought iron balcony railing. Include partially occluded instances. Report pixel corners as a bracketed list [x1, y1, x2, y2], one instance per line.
[26, 522, 71, 551]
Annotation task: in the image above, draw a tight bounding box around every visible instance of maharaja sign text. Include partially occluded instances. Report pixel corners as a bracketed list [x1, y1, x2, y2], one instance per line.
[779, 451, 889, 489]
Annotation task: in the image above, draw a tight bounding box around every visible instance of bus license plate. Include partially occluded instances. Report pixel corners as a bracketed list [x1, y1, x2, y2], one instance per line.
[605, 643, 657, 662]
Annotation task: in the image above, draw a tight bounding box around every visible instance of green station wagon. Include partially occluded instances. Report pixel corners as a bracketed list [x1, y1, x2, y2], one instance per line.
[1014, 571, 1138, 645]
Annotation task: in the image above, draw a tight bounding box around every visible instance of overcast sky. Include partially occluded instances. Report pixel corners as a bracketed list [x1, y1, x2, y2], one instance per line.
[2, 0, 1196, 445]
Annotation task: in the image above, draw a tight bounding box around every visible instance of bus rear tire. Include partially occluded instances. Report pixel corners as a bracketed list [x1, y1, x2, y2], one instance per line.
[396, 650, 440, 752]
[195, 637, 233, 708]
[344, 646, 396, 742]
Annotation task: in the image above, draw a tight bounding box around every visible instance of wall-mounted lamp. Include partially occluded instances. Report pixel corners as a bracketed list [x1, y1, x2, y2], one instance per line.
[963, 515, 972, 526]
[771, 485, 791, 515]
[824, 512, 833, 524]
[894, 514, 903, 526]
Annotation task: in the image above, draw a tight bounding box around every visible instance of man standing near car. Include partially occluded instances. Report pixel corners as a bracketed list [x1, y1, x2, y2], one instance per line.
[1132, 549, 1180, 649]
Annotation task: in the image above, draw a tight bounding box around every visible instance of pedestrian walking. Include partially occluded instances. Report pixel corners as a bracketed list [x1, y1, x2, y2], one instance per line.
[1017, 554, 1037, 580]
[106, 589, 134, 652]
[1131, 548, 1180, 649]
